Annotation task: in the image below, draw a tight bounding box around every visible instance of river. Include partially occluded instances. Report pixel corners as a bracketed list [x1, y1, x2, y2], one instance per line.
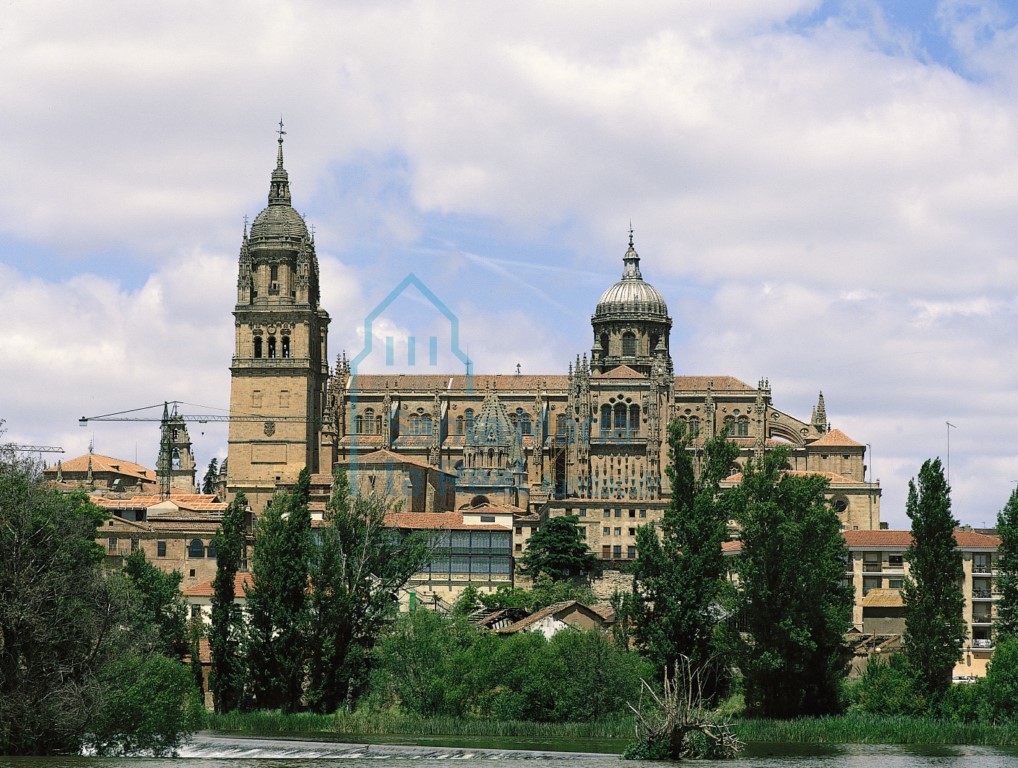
[2, 734, 1018, 767]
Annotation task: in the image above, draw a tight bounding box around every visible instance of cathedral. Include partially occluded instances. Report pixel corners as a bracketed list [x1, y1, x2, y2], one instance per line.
[225, 134, 883, 556]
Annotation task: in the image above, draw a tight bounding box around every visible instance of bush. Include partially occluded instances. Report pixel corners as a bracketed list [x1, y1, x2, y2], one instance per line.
[854, 654, 929, 717]
[980, 635, 1018, 724]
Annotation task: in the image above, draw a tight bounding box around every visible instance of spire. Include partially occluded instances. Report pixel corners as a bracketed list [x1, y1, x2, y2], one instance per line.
[812, 391, 828, 434]
[268, 117, 291, 206]
[622, 226, 642, 280]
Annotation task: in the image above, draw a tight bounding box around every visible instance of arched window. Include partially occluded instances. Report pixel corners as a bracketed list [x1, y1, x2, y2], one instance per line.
[421, 415, 433, 436]
[614, 403, 627, 434]
[254, 336, 262, 358]
[364, 408, 375, 434]
[268, 336, 277, 359]
[724, 416, 735, 434]
[207, 540, 218, 559]
[465, 408, 475, 436]
[171, 448, 181, 470]
[599, 332, 609, 358]
[281, 336, 291, 358]
[600, 404, 611, 435]
[355, 414, 364, 434]
[629, 404, 640, 435]
[172, 428, 179, 441]
[622, 332, 636, 357]
[556, 414, 568, 436]
[456, 415, 464, 435]
[516, 408, 531, 436]
[187, 539, 204, 559]
[688, 416, 700, 437]
[737, 416, 749, 437]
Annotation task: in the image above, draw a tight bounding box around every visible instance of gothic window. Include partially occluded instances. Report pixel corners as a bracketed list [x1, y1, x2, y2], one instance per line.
[629, 404, 640, 435]
[688, 416, 700, 437]
[171, 448, 181, 470]
[599, 332, 609, 358]
[737, 416, 749, 437]
[187, 538, 204, 559]
[172, 428, 179, 441]
[281, 336, 291, 358]
[421, 415, 433, 436]
[254, 336, 262, 358]
[364, 408, 376, 434]
[622, 332, 636, 357]
[614, 403, 627, 434]
[650, 333, 659, 351]
[724, 415, 735, 434]
[355, 414, 364, 434]
[556, 414, 568, 436]
[465, 408, 475, 437]
[516, 408, 531, 436]
[269, 264, 280, 295]
[268, 336, 277, 359]
[600, 404, 611, 436]
[456, 415, 464, 435]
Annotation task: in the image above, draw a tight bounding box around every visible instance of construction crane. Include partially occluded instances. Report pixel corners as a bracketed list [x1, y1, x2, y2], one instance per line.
[4, 444, 64, 453]
[79, 401, 317, 498]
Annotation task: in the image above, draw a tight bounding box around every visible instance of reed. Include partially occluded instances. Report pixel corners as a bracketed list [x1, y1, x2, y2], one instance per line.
[733, 713, 1018, 746]
[204, 710, 636, 740]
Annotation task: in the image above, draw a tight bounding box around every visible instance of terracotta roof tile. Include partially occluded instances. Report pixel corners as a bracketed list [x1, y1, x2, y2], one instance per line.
[862, 589, 905, 608]
[340, 449, 455, 474]
[674, 376, 754, 392]
[384, 511, 509, 531]
[810, 429, 864, 448]
[596, 365, 646, 380]
[44, 453, 156, 482]
[727, 530, 1000, 553]
[723, 469, 854, 484]
[184, 572, 252, 598]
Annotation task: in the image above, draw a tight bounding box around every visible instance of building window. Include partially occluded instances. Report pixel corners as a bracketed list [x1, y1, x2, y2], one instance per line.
[614, 527, 621, 536]
[130, 537, 139, 553]
[600, 404, 611, 436]
[863, 576, 881, 595]
[602, 545, 611, 559]
[688, 416, 700, 437]
[515, 543, 522, 552]
[622, 332, 636, 357]
[615, 509, 622, 517]
[629, 509, 636, 518]
[888, 554, 903, 567]
[613, 545, 622, 559]
[191, 604, 201, 619]
[603, 527, 611, 536]
[188, 539, 205, 559]
[268, 336, 277, 358]
[464, 408, 475, 436]
[603, 510, 610, 518]
[254, 336, 262, 358]
[108, 537, 116, 552]
[640, 510, 647, 518]
[889, 579, 903, 589]
[281, 336, 291, 358]
[628, 528, 636, 536]
[157, 541, 166, 557]
[628, 546, 637, 559]
[737, 416, 749, 436]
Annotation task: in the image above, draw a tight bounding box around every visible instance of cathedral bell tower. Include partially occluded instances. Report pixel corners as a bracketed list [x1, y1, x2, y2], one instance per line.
[226, 125, 331, 512]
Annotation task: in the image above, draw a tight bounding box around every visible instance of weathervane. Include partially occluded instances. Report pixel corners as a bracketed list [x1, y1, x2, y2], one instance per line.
[277, 116, 286, 143]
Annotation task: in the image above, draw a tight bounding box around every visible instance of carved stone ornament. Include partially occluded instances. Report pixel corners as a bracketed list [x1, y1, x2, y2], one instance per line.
[264, 421, 276, 437]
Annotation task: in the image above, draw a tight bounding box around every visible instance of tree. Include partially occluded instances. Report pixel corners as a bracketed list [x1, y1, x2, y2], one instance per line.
[980, 634, 1018, 723]
[730, 447, 853, 718]
[0, 449, 199, 754]
[123, 548, 188, 658]
[305, 467, 431, 713]
[244, 470, 312, 712]
[626, 421, 739, 694]
[210, 491, 247, 713]
[995, 486, 1018, 639]
[902, 457, 965, 706]
[202, 458, 219, 496]
[520, 514, 598, 581]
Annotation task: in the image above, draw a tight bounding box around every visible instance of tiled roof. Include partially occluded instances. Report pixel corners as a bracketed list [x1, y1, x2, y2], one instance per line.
[93, 493, 225, 514]
[862, 589, 905, 608]
[44, 453, 156, 482]
[184, 572, 253, 598]
[810, 429, 864, 448]
[496, 600, 606, 634]
[341, 449, 455, 475]
[384, 511, 509, 531]
[726, 529, 1001, 553]
[459, 502, 527, 515]
[723, 469, 855, 484]
[674, 376, 754, 392]
[843, 529, 1000, 549]
[348, 374, 570, 393]
[596, 365, 646, 380]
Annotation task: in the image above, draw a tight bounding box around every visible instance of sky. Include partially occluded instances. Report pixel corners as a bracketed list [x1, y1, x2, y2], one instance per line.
[2, 0, 1017, 529]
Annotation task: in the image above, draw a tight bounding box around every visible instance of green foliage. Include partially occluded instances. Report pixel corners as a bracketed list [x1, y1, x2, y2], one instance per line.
[730, 447, 853, 718]
[623, 736, 672, 760]
[902, 458, 965, 705]
[996, 487, 1018, 638]
[305, 467, 431, 713]
[372, 611, 650, 722]
[0, 452, 198, 755]
[627, 421, 739, 697]
[244, 471, 313, 712]
[123, 548, 187, 657]
[87, 652, 203, 757]
[202, 458, 219, 496]
[854, 653, 929, 716]
[979, 634, 1018, 723]
[210, 491, 247, 713]
[451, 584, 483, 616]
[520, 514, 598, 580]
[479, 574, 598, 613]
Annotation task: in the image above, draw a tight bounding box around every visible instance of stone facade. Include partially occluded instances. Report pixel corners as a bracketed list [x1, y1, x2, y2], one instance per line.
[226, 139, 883, 554]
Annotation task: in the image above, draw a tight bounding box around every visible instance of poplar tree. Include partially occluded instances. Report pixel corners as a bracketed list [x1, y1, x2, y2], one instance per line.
[731, 447, 852, 718]
[244, 469, 312, 712]
[995, 486, 1018, 639]
[305, 468, 431, 713]
[627, 421, 739, 695]
[209, 491, 247, 713]
[902, 457, 965, 705]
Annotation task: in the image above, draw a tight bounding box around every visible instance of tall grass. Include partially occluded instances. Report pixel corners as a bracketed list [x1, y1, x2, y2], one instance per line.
[204, 710, 636, 740]
[734, 713, 1018, 746]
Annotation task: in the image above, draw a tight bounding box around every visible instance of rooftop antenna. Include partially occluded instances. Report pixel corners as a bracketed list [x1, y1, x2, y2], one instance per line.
[946, 421, 957, 486]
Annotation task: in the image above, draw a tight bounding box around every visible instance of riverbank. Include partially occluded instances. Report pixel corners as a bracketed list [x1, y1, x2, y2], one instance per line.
[204, 710, 1018, 747]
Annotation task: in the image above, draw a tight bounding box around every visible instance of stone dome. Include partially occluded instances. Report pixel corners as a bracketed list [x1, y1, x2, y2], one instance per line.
[594, 240, 669, 319]
[249, 204, 309, 242]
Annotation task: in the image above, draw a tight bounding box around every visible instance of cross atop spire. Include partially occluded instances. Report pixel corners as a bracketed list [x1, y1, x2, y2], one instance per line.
[628, 221, 634, 248]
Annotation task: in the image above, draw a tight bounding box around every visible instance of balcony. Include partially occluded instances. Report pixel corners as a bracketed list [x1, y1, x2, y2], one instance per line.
[861, 563, 882, 574]
[972, 587, 996, 600]
[971, 638, 994, 650]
